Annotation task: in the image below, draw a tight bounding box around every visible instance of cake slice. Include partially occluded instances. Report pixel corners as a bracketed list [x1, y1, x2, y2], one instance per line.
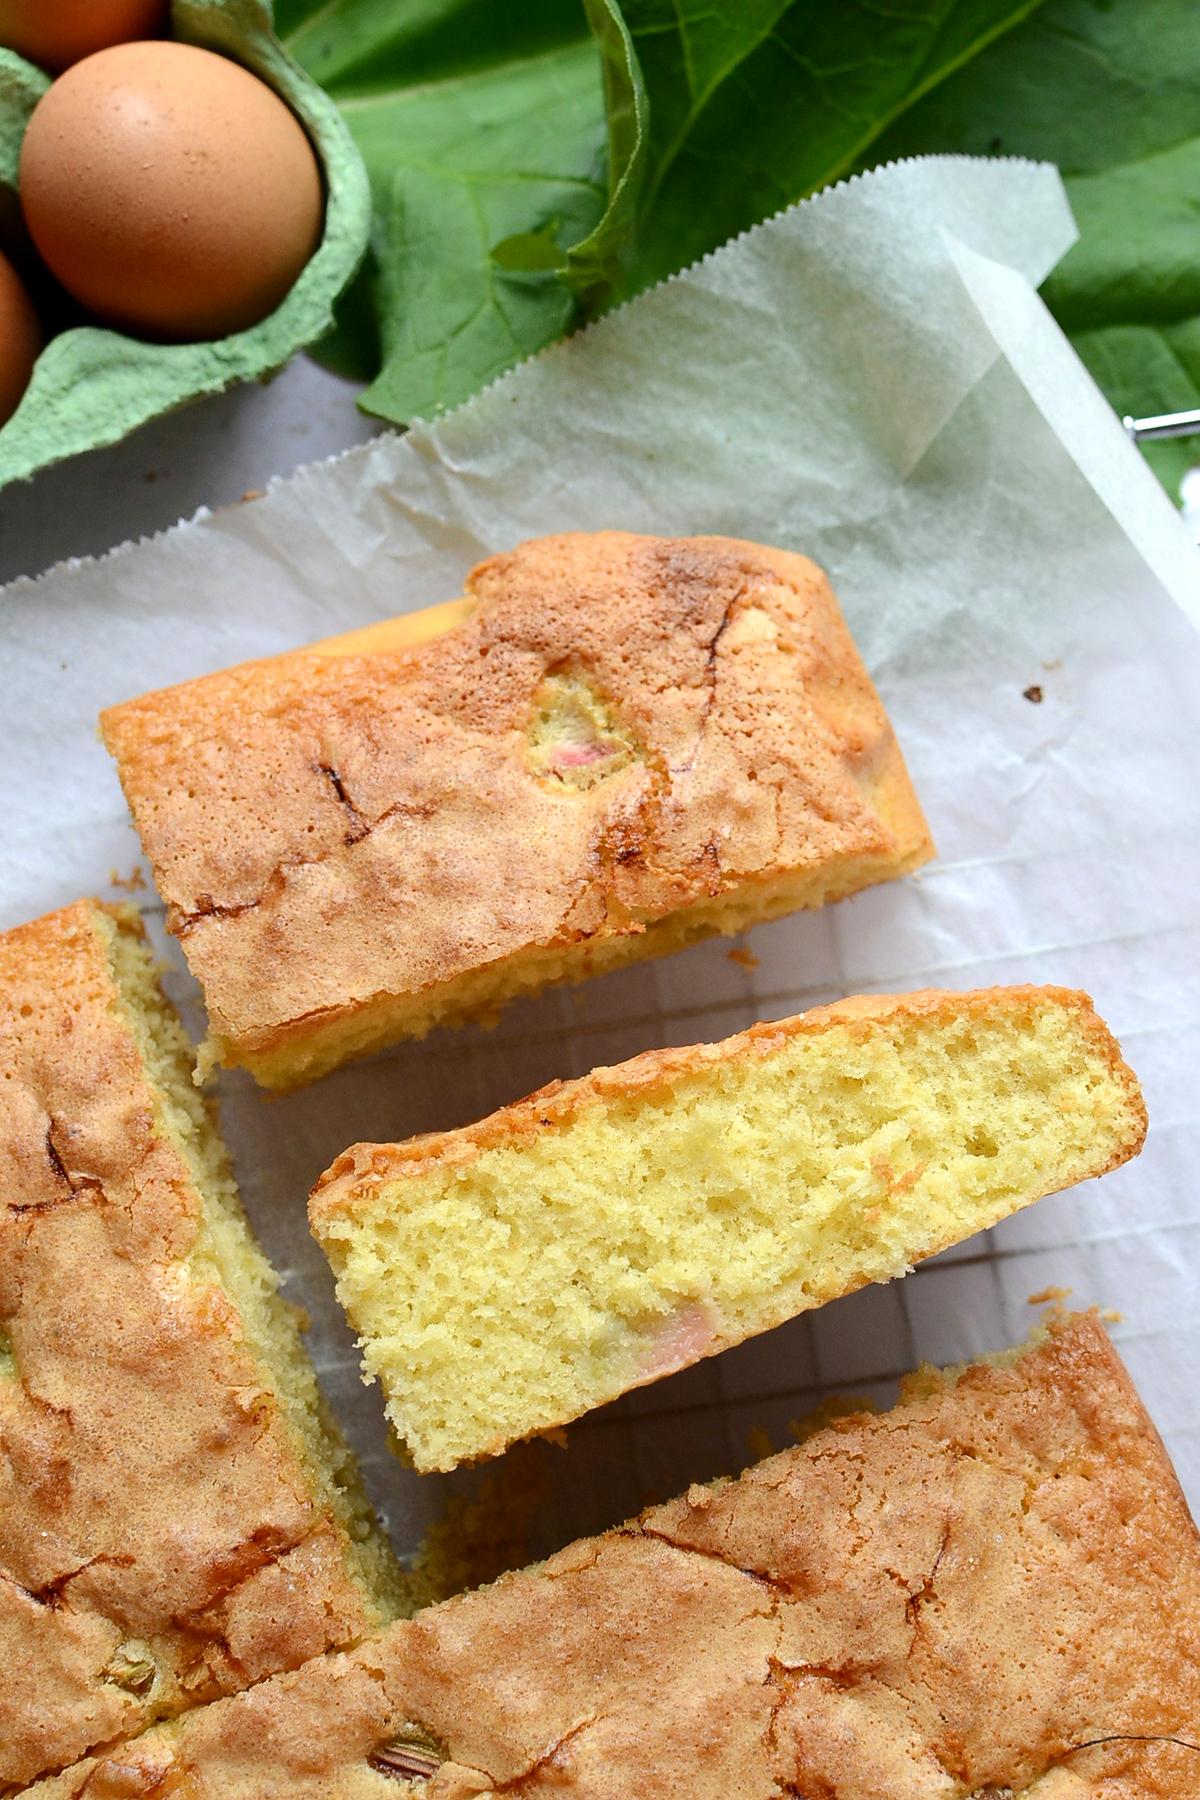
[311, 985, 1146, 1472]
[100, 531, 933, 1089]
[24, 1316, 1200, 1799]
[0, 902, 403, 1790]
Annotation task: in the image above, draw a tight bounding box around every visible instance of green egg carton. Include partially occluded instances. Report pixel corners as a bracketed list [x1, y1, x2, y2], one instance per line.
[0, 0, 371, 489]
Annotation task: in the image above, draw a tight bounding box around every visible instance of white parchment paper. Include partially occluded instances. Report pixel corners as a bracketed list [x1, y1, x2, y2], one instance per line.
[2, 156, 1198, 1562]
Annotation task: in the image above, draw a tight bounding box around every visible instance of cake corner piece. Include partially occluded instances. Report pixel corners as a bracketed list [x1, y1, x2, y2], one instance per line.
[0, 898, 403, 1788]
[309, 981, 1145, 1473]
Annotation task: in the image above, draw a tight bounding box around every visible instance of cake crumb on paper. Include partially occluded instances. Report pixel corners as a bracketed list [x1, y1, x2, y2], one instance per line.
[1028, 1284, 1072, 1306]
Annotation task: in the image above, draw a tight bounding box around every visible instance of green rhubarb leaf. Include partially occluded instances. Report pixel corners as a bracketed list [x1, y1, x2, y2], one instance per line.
[285, 0, 1045, 424]
[279, 1, 621, 422]
[870, 0, 1200, 497]
[612, 0, 1050, 293]
[492, 226, 574, 274]
[566, 0, 648, 303]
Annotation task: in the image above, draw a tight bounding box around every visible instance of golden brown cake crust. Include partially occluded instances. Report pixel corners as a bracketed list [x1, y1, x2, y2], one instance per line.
[312, 983, 1147, 1216]
[27, 1318, 1200, 1798]
[0, 904, 379, 1791]
[100, 532, 932, 1086]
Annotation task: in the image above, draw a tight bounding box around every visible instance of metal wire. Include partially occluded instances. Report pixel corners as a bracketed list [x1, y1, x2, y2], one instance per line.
[1125, 408, 1200, 443]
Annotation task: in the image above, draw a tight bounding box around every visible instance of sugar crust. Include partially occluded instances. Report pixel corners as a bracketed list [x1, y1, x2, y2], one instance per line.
[0, 903, 389, 1789]
[101, 532, 932, 1088]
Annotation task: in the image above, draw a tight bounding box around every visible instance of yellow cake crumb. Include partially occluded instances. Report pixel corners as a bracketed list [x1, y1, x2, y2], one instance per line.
[311, 984, 1146, 1472]
[100, 909, 405, 1619]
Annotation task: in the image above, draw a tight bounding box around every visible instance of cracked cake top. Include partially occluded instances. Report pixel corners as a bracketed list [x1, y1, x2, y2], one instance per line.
[25, 1315, 1200, 1797]
[100, 532, 932, 1087]
[0, 902, 395, 1790]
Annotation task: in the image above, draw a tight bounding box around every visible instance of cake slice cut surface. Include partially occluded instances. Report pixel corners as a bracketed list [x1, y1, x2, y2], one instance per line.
[22, 1316, 1200, 1799]
[0, 902, 402, 1791]
[311, 985, 1146, 1472]
[100, 531, 933, 1089]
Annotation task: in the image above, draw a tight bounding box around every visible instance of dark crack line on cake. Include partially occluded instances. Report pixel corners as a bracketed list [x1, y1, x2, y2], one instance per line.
[782, 1657, 887, 1689]
[486, 1715, 600, 1792]
[670, 593, 741, 779]
[763, 1650, 812, 1796]
[1, 1553, 133, 1614]
[171, 1523, 313, 1629]
[983, 1734, 1200, 1800]
[904, 1521, 952, 1630]
[176, 892, 264, 936]
[13, 1372, 75, 1427]
[315, 762, 371, 846]
[536, 1541, 610, 1584]
[175, 797, 439, 937]
[1056, 1732, 1200, 1761]
[10, 1125, 108, 1215]
[547, 864, 613, 948]
[45, 1126, 72, 1189]
[810, 1445, 871, 1560]
[635, 1523, 797, 1607]
[0, 1564, 57, 1612]
[593, 752, 675, 928]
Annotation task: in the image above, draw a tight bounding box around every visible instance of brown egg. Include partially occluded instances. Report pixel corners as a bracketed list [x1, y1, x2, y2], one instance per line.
[0, 247, 41, 426]
[19, 41, 324, 341]
[0, 0, 167, 72]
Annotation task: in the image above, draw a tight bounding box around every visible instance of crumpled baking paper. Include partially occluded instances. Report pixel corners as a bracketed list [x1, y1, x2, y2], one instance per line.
[2, 156, 1197, 1561]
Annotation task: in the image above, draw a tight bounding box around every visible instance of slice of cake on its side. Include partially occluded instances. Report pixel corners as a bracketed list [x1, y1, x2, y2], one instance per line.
[24, 1317, 1200, 1799]
[310, 985, 1146, 1473]
[0, 902, 404, 1791]
[100, 531, 933, 1089]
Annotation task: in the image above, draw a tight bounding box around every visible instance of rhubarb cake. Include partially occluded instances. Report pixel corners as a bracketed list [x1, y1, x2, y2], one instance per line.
[0, 902, 402, 1790]
[24, 1316, 1200, 1798]
[100, 532, 933, 1089]
[311, 985, 1146, 1472]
